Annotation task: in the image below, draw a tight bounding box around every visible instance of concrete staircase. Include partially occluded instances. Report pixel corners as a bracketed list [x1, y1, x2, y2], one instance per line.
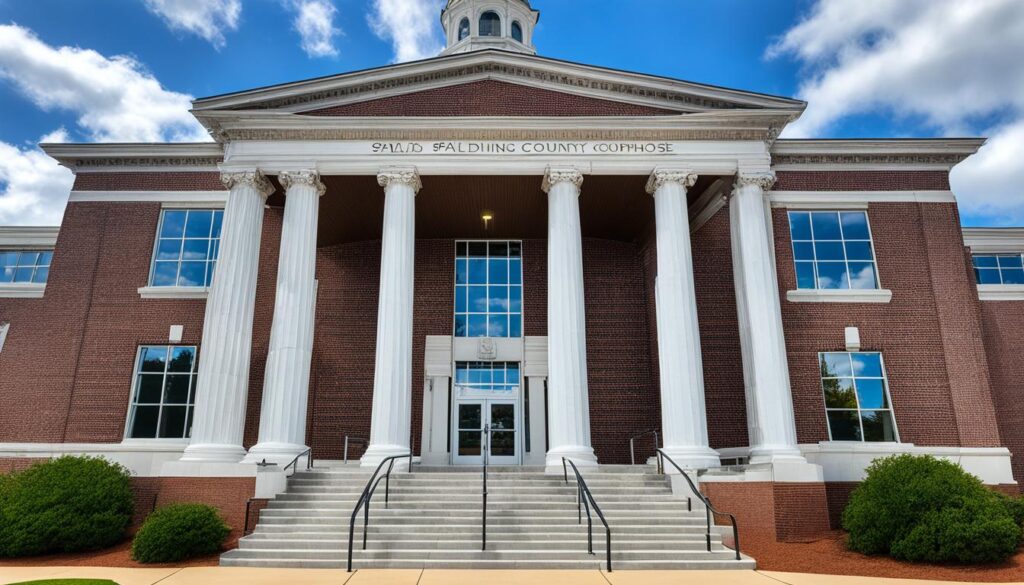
[221, 464, 754, 570]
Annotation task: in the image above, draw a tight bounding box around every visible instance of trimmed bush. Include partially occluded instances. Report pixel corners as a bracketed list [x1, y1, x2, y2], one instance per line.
[0, 456, 134, 557]
[842, 454, 1021, 564]
[131, 503, 230, 563]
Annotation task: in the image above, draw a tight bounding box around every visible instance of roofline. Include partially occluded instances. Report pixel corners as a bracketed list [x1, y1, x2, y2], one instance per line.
[0, 226, 60, 247]
[963, 227, 1024, 251]
[773, 138, 986, 155]
[40, 142, 223, 172]
[191, 48, 805, 112]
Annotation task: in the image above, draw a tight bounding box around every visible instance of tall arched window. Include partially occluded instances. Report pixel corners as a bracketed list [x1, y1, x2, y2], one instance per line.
[458, 18, 470, 41]
[511, 21, 523, 42]
[479, 11, 501, 37]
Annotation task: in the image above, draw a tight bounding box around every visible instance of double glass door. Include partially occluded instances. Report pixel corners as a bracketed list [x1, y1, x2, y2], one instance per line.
[453, 399, 519, 465]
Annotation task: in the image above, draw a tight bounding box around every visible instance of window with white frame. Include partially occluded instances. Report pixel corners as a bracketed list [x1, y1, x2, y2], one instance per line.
[789, 211, 880, 290]
[455, 362, 521, 396]
[454, 241, 523, 338]
[126, 345, 198, 439]
[973, 254, 1024, 285]
[150, 209, 224, 287]
[820, 352, 898, 442]
[0, 250, 52, 284]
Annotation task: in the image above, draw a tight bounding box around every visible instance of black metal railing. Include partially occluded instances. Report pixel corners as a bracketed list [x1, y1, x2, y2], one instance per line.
[628, 429, 660, 465]
[343, 436, 368, 464]
[282, 447, 314, 477]
[482, 424, 490, 551]
[562, 457, 612, 572]
[656, 449, 741, 561]
[347, 452, 413, 572]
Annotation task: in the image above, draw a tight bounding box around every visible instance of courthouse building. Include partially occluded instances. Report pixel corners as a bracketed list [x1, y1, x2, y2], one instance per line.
[1, 0, 1024, 562]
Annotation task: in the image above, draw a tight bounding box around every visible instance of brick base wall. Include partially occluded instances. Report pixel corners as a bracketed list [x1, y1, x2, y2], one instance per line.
[981, 302, 1024, 486]
[701, 481, 832, 543]
[131, 476, 256, 544]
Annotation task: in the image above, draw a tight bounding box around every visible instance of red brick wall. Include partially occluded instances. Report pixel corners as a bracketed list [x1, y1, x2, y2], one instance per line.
[701, 481, 831, 543]
[774, 171, 950, 191]
[132, 476, 256, 543]
[824, 481, 858, 529]
[981, 301, 1024, 486]
[72, 172, 224, 191]
[303, 80, 678, 117]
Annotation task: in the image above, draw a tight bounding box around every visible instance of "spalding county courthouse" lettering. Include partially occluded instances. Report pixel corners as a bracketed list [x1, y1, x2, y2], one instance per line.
[370, 141, 677, 155]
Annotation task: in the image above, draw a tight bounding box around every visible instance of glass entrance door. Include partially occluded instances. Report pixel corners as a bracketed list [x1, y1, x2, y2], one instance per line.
[453, 399, 519, 465]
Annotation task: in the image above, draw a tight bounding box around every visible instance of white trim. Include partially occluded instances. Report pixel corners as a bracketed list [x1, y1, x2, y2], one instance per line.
[0, 226, 59, 247]
[769, 191, 956, 207]
[771, 139, 984, 171]
[0, 322, 8, 353]
[138, 286, 209, 300]
[0, 442, 189, 477]
[786, 289, 893, 304]
[963, 228, 1024, 253]
[69, 191, 228, 204]
[977, 284, 1024, 301]
[800, 442, 1015, 485]
[0, 283, 46, 298]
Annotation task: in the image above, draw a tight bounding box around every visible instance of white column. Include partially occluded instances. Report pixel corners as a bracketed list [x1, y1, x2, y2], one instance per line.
[362, 167, 420, 467]
[243, 171, 325, 465]
[730, 172, 804, 464]
[542, 166, 597, 468]
[647, 169, 720, 469]
[181, 170, 274, 463]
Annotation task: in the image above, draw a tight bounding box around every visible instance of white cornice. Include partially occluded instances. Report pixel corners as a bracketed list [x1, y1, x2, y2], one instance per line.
[191, 50, 805, 116]
[0, 283, 46, 298]
[769, 190, 956, 207]
[786, 289, 893, 304]
[0, 226, 59, 247]
[68, 191, 228, 204]
[963, 227, 1024, 253]
[771, 138, 985, 171]
[41, 143, 223, 173]
[977, 285, 1024, 302]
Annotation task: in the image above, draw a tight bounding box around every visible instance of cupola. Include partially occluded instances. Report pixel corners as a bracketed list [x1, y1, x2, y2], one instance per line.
[440, 0, 540, 56]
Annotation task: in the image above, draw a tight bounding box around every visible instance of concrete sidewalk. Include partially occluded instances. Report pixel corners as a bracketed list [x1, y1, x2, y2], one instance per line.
[0, 567, 1017, 585]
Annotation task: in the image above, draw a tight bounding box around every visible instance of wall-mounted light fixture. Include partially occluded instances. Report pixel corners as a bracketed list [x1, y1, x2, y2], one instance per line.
[481, 209, 494, 230]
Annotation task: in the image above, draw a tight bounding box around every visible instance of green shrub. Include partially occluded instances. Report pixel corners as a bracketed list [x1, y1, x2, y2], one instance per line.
[842, 454, 1021, 564]
[131, 503, 230, 563]
[0, 456, 133, 557]
[994, 491, 1024, 528]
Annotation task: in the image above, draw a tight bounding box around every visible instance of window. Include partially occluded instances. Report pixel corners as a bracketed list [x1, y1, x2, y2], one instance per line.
[0, 250, 52, 284]
[789, 211, 879, 290]
[455, 362, 521, 396]
[150, 209, 224, 287]
[126, 345, 198, 439]
[479, 11, 501, 37]
[454, 241, 522, 338]
[458, 17, 470, 40]
[511, 21, 523, 42]
[973, 254, 1024, 285]
[0, 322, 8, 353]
[820, 352, 898, 442]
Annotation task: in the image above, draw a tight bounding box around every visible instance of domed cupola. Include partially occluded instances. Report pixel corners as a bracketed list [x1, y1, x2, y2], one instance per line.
[440, 0, 540, 56]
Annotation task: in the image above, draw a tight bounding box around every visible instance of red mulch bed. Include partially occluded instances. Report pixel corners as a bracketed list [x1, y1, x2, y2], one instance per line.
[0, 540, 222, 568]
[746, 530, 1024, 582]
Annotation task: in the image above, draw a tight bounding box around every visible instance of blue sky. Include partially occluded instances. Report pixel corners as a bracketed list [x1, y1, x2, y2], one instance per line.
[0, 0, 1022, 227]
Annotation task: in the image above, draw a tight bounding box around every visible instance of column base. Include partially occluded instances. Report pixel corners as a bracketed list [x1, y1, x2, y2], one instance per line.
[545, 445, 598, 473]
[659, 445, 721, 471]
[178, 443, 247, 463]
[241, 442, 310, 467]
[360, 443, 413, 470]
[749, 445, 823, 483]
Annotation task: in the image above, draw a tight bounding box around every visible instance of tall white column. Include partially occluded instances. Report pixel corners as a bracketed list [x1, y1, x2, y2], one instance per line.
[243, 171, 325, 465]
[181, 170, 274, 463]
[730, 172, 804, 464]
[542, 166, 597, 468]
[362, 167, 420, 467]
[647, 169, 720, 469]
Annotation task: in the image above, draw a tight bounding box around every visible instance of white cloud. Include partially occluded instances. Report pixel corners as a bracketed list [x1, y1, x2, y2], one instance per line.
[143, 0, 241, 48]
[368, 0, 444, 62]
[770, 0, 1024, 224]
[291, 0, 341, 58]
[0, 134, 75, 226]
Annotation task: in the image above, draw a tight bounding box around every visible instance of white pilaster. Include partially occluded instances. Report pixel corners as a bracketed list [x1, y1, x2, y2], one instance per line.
[730, 172, 805, 464]
[362, 167, 421, 467]
[542, 166, 597, 469]
[243, 171, 325, 465]
[181, 170, 274, 463]
[647, 169, 720, 469]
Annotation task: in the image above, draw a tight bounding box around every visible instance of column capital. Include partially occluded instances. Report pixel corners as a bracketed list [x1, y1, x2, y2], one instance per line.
[646, 168, 698, 195]
[542, 166, 584, 194]
[377, 166, 422, 193]
[735, 171, 777, 192]
[279, 170, 326, 197]
[221, 169, 275, 198]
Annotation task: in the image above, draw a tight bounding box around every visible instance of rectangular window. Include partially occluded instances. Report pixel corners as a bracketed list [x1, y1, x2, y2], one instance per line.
[126, 345, 198, 439]
[454, 241, 523, 338]
[454, 362, 521, 395]
[789, 211, 880, 290]
[819, 351, 898, 442]
[973, 253, 1024, 285]
[150, 209, 224, 287]
[0, 250, 52, 284]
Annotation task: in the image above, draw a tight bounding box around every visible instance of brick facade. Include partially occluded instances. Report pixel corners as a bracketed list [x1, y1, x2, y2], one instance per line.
[981, 301, 1024, 487]
[701, 481, 832, 542]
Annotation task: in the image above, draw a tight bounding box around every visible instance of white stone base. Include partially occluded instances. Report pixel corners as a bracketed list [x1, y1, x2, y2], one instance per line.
[0, 441, 186, 476]
[241, 442, 309, 467]
[801, 442, 1015, 485]
[658, 445, 721, 472]
[179, 442, 247, 463]
[545, 445, 597, 473]
[360, 443, 413, 470]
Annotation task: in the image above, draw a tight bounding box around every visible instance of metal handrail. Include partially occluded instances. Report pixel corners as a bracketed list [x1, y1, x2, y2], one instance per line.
[656, 449, 741, 561]
[629, 429, 660, 465]
[346, 452, 413, 572]
[282, 447, 313, 477]
[343, 436, 368, 464]
[561, 457, 613, 572]
[482, 424, 490, 551]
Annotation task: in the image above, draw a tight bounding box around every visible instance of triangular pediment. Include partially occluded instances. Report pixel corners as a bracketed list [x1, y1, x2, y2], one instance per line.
[192, 49, 805, 120]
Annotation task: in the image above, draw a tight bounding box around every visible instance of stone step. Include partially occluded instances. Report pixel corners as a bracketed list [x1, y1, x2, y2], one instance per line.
[247, 528, 709, 539]
[252, 524, 710, 535]
[255, 514, 707, 526]
[223, 547, 739, 562]
[220, 557, 754, 570]
[238, 538, 720, 551]
[266, 499, 686, 510]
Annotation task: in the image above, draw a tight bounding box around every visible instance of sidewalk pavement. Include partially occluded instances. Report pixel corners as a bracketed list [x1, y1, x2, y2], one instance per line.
[0, 567, 1018, 585]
